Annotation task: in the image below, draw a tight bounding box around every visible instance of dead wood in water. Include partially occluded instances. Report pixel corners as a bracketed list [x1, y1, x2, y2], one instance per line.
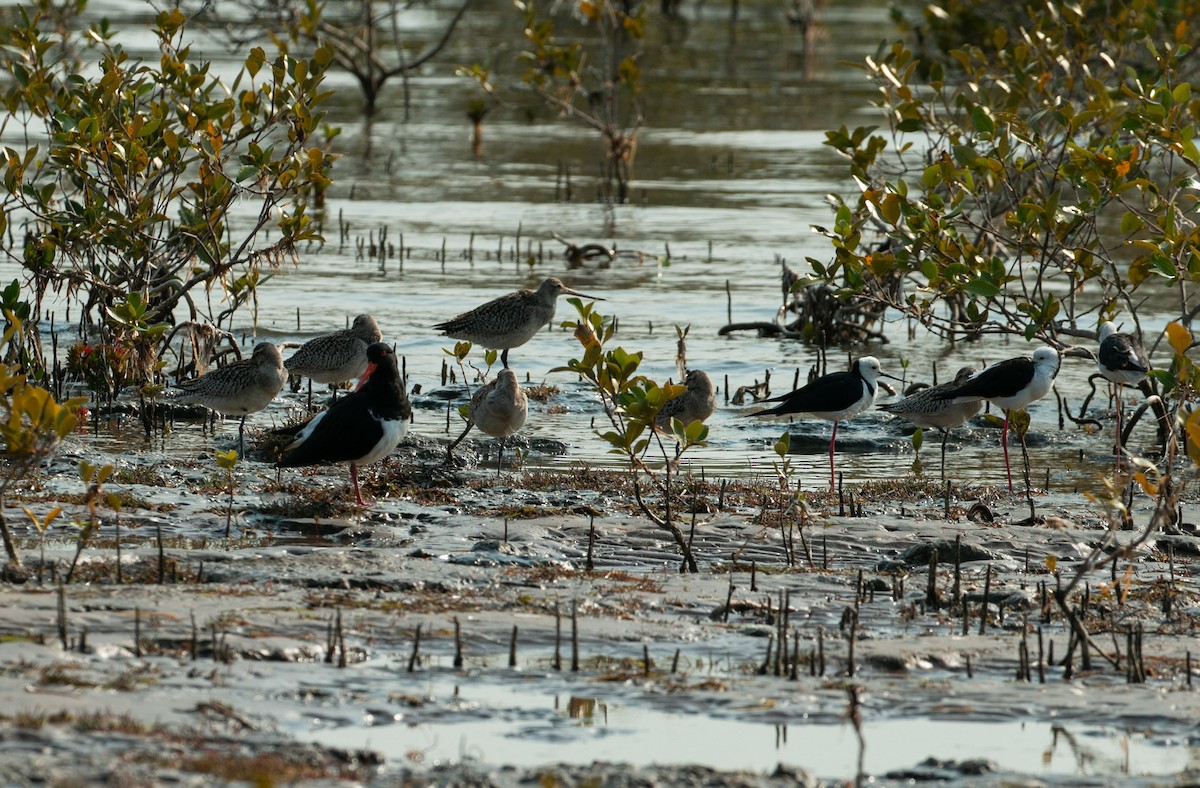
[719, 266, 893, 346]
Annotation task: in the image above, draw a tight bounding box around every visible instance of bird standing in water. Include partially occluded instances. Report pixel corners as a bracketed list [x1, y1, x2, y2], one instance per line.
[747, 356, 897, 492]
[278, 342, 411, 506]
[175, 342, 286, 456]
[434, 277, 604, 368]
[285, 314, 382, 391]
[1096, 321, 1150, 461]
[880, 366, 981, 480]
[447, 368, 529, 474]
[655, 369, 717, 433]
[935, 346, 1060, 493]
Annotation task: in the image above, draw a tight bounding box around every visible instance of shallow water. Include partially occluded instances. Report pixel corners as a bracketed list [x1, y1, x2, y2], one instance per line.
[1, 0, 1172, 493]
[288, 673, 1188, 779]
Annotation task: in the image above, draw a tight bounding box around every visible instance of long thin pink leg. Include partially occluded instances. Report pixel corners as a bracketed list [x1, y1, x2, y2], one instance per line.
[1114, 383, 1124, 465]
[351, 463, 366, 506]
[1001, 411, 1013, 494]
[829, 421, 838, 492]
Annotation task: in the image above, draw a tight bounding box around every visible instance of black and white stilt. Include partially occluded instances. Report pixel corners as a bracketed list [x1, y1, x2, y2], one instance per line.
[1097, 321, 1150, 460]
[935, 346, 1060, 493]
[747, 356, 897, 491]
[278, 342, 412, 506]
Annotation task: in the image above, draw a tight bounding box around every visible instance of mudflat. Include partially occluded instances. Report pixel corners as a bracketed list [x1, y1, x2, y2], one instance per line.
[0, 434, 1197, 786]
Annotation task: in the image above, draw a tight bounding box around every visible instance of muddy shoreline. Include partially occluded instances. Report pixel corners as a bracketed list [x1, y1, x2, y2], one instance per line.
[1, 424, 1198, 786]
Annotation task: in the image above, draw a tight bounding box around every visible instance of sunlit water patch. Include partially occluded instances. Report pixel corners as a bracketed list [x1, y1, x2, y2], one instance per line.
[284, 673, 1192, 781]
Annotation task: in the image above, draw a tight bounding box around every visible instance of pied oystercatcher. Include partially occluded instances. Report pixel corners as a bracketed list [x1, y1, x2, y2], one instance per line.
[279, 342, 411, 505]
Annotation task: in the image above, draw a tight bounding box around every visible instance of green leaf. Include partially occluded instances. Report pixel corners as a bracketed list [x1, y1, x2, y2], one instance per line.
[964, 278, 1000, 298]
[969, 105, 988, 134]
[773, 431, 791, 458]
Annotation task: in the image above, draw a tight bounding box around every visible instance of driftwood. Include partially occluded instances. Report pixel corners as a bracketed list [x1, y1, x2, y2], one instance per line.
[719, 259, 894, 345]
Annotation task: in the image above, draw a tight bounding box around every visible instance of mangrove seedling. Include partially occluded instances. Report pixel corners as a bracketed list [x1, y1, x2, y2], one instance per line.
[66, 461, 113, 584]
[216, 449, 239, 538]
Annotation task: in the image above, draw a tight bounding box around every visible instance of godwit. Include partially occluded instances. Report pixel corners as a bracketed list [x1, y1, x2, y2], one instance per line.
[278, 343, 411, 506]
[285, 314, 382, 387]
[935, 346, 1060, 493]
[175, 342, 286, 455]
[448, 368, 529, 473]
[879, 366, 981, 479]
[1097, 321, 1150, 458]
[655, 369, 717, 432]
[433, 277, 603, 368]
[747, 356, 898, 491]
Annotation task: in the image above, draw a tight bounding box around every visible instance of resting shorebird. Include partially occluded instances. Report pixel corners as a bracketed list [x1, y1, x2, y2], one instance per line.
[655, 369, 717, 432]
[1097, 321, 1150, 458]
[935, 346, 1060, 493]
[747, 357, 898, 492]
[175, 342, 286, 455]
[285, 314, 382, 389]
[880, 366, 981, 479]
[433, 277, 603, 368]
[447, 369, 529, 474]
[278, 343, 411, 506]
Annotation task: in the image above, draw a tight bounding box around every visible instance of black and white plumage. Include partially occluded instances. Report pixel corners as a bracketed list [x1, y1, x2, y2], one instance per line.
[1097, 321, 1150, 387]
[174, 342, 286, 455]
[278, 343, 411, 506]
[880, 366, 981, 479]
[935, 346, 1060, 493]
[1097, 321, 1150, 458]
[748, 356, 895, 491]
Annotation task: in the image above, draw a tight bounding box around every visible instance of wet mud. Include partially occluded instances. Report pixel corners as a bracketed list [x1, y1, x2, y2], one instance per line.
[1, 422, 1198, 786]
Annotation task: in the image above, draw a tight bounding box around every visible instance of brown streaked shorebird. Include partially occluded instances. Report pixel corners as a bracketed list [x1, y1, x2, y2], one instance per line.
[285, 314, 382, 388]
[175, 342, 286, 455]
[1097, 321, 1150, 459]
[879, 366, 981, 479]
[447, 368, 529, 474]
[433, 277, 603, 368]
[655, 369, 717, 433]
[279, 343, 411, 506]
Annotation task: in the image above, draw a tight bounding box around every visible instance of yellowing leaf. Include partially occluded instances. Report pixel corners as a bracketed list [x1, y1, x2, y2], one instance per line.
[1133, 471, 1158, 496]
[1167, 321, 1192, 357]
[1045, 555, 1057, 574]
[1186, 410, 1200, 466]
